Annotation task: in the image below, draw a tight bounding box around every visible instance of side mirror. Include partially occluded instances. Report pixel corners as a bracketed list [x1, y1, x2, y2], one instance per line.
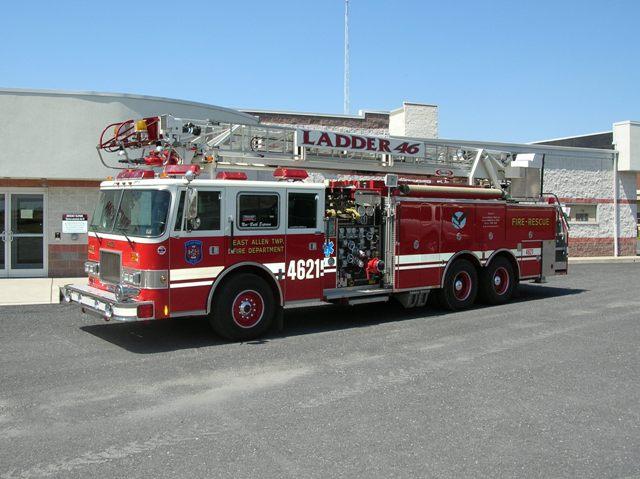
[188, 217, 201, 231]
[186, 187, 198, 220]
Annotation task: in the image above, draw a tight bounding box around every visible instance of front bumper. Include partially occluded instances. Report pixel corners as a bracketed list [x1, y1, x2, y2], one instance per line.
[60, 283, 154, 322]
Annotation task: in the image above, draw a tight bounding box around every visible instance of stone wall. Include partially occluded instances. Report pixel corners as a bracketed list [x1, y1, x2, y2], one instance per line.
[242, 110, 389, 137]
[544, 156, 637, 256]
[389, 102, 438, 138]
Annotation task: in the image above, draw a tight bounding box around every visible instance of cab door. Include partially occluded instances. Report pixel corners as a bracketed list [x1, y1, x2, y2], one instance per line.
[284, 188, 325, 302]
[169, 188, 226, 315]
[224, 186, 287, 300]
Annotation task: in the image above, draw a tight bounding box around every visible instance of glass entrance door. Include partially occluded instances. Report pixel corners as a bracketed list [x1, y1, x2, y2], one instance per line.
[0, 194, 5, 277]
[0, 192, 46, 277]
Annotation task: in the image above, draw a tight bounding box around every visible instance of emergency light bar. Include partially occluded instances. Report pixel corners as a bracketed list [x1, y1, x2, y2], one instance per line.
[115, 169, 155, 180]
[216, 172, 248, 180]
[273, 168, 308, 181]
[163, 165, 201, 177]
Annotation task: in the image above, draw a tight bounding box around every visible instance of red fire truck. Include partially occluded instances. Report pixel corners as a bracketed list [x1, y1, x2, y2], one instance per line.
[61, 115, 569, 340]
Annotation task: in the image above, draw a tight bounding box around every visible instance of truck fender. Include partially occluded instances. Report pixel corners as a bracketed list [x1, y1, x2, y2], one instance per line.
[484, 249, 521, 280]
[206, 262, 284, 315]
[440, 250, 482, 288]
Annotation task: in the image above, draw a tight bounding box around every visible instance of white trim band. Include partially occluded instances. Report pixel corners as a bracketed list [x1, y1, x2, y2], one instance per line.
[170, 266, 224, 281]
[264, 262, 286, 273]
[398, 264, 442, 271]
[170, 280, 214, 289]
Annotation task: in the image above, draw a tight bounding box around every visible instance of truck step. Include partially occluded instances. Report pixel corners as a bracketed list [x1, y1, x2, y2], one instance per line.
[346, 295, 390, 306]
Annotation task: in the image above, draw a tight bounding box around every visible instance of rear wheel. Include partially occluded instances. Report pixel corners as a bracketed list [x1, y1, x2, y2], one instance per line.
[479, 257, 516, 305]
[436, 259, 478, 311]
[209, 273, 275, 341]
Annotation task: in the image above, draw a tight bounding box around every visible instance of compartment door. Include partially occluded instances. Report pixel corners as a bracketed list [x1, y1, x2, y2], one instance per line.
[284, 189, 325, 302]
[440, 204, 476, 258]
[395, 202, 441, 289]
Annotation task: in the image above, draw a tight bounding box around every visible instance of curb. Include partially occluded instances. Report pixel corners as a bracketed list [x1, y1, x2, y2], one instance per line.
[569, 256, 640, 264]
[0, 278, 84, 307]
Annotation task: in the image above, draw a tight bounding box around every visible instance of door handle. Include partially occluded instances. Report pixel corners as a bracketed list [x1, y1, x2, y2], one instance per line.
[228, 215, 235, 253]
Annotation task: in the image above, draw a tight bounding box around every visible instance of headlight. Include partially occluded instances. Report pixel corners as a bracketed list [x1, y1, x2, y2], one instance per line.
[84, 261, 99, 275]
[115, 284, 125, 302]
[122, 270, 142, 286]
[115, 284, 140, 302]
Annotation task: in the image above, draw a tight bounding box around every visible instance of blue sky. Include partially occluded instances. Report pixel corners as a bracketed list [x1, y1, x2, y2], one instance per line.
[1, 0, 638, 142]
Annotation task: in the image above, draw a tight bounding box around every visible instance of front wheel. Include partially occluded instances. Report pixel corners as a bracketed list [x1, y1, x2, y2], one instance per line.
[209, 273, 275, 341]
[478, 257, 516, 305]
[435, 259, 478, 311]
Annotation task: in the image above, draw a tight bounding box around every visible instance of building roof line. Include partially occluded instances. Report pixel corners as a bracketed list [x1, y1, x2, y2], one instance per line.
[390, 134, 617, 159]
[530, 130, 613, 144]
[0, 87, 259, 123]
[612, 120, 640, 127]
[240, 108, 389, 119]
[390, 101, 438, 115]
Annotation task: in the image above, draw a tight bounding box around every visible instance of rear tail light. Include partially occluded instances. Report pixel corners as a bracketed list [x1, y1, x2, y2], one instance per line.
[137, 304, 154, 319]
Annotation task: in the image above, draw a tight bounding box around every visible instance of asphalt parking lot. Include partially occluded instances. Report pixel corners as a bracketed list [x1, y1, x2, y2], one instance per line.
[1, 263, 639, 479]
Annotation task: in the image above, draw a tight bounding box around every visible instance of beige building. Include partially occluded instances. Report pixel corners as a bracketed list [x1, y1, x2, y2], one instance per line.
[0, 89, 258, 277]
[0, 90, 437, 278]
[0, 89, 636, 278]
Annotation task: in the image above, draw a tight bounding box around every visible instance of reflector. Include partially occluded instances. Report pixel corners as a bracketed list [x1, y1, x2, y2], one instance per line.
[137, 304, 154, 319]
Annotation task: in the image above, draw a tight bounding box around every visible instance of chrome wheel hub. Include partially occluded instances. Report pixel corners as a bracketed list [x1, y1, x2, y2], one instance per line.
[239, 300, 253, 315]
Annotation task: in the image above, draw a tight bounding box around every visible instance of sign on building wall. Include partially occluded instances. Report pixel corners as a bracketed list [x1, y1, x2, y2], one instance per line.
[62, 213, 88, 234]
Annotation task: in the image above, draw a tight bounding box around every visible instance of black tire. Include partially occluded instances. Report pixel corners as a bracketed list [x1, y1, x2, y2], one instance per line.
[209, 273, 275, 341]
[478, 256, 516, 305]
[435, 259, 478, 311]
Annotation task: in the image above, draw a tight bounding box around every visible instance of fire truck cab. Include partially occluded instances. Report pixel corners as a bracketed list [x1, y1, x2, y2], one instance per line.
[61, 115, 569, 340]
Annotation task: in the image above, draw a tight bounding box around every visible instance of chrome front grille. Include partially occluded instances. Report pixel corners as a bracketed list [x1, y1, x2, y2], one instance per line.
[99, 250, 121, 284]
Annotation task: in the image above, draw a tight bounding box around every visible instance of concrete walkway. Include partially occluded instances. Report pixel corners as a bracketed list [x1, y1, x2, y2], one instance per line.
[0, 278, 84, 306]
[0, 254, 637, 306]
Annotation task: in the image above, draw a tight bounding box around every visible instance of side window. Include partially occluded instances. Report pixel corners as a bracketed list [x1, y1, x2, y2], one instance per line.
[174, 192, 185, 230]
[238, 193, 279, 229]
[198, 191, 221, 230]
[288, 192, 317, 229]
[174, 191, 221, 231]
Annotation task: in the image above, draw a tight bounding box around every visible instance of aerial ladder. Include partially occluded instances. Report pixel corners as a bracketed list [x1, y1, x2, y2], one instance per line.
[99, 115, 519, 187]
[97, 114, 569, 265]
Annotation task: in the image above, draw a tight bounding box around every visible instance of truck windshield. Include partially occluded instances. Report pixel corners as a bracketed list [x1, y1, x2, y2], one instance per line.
[90, 189, 172, 238]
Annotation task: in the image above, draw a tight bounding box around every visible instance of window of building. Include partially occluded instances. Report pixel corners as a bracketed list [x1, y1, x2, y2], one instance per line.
[174, 190, 221, 231]
[238, 193, 279, 229]
[566, 204, 597, 224]
[288, 192, 318, 229]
